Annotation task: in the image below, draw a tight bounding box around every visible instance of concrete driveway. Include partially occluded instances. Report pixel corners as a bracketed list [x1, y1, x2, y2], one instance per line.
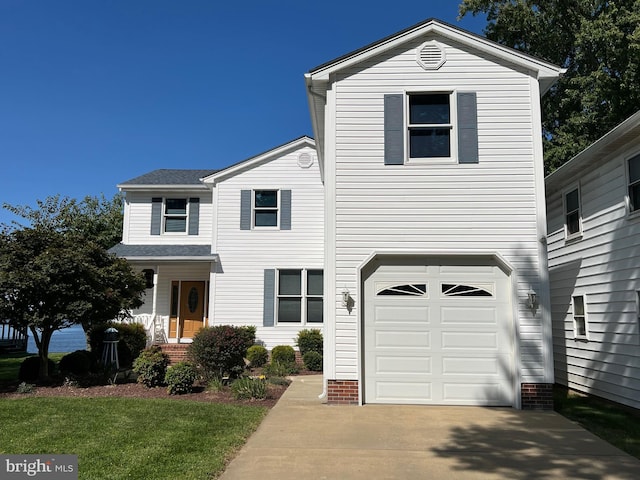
[220, 376, 640, 480]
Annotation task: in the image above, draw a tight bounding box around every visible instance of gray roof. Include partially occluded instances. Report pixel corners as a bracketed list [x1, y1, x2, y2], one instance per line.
[119, 169, 218, 186]
[109, 244, 215, 259]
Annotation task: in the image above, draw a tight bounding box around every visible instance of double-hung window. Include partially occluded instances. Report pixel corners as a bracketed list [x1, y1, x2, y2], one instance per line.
[628, 153, 640, 213]
[254, 190, 278, 227]
[564, 187, 581, 238]
[572, 295, 588, 340]
[277, 269, 323, 324]
[408, 93, 453, 160]
[164, 198, 188, 233]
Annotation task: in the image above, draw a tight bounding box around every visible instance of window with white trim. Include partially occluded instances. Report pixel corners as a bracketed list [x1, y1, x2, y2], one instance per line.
[627, 153, 640, 213]
[407, 92, 455, 162]
[564, 187, 581, 238]
[254, 190, 278, 227]
[572, 295, 588, 340]
[277, 269, 323, 324]
[164, 198, 188, 233]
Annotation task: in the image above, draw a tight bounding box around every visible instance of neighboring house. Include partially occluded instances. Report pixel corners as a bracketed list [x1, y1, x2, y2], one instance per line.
[546, 111, 640, 410]
[110, 136, 323, 349]
[305, 18, 564, 408]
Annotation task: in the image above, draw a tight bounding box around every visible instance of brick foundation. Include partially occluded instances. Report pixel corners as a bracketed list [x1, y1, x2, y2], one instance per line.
[521, 383, 553, 410]
[327, 379, 359, 405]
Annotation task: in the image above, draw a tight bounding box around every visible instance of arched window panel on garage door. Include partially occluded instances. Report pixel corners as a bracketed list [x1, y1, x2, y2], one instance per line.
[376, 284, 427, 296]
[441, 283, 494, 297]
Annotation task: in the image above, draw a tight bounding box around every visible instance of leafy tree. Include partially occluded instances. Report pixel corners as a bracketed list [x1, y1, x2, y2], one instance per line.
[459, 0, 640, 172]
[0, 197, 144, 380]
[2, 193, 124, 249]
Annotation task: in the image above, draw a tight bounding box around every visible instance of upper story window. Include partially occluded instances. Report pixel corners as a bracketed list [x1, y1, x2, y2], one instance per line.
[384, 91, 478, 166]
[240, 189, 291, 231]
[564, 187, 581, 238]
[254, 190, 278, 227]
[164, 198, 188, 233]
[408, 93, 453, 160]
[627, 153, 640, 213]
[151, 197, 199, 236]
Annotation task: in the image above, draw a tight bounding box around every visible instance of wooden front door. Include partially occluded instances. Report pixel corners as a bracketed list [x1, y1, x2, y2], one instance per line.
[179, 281, 205, 338]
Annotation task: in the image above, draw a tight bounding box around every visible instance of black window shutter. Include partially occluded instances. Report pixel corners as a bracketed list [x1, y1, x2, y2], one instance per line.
[240, 190, 251, 230]
[188, 197, 200, 235]
[384, 94, 404, 165]
[150, 197, 162, 235]
[457, 92, 479, 164]
[263, 269, 275, 327]
[280, 190, 291, 230]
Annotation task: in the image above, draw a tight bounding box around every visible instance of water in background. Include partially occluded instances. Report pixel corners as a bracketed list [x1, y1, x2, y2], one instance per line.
[27, 324, 87, 354]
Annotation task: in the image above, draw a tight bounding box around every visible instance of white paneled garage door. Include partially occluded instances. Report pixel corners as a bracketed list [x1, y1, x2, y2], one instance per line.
[364, 260, 513, 405]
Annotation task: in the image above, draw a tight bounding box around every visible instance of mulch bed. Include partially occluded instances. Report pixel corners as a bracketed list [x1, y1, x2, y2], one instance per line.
[0, 370, 321, 407]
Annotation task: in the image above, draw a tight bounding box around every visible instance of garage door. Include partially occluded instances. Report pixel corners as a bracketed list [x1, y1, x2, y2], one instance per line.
[364, 261, 513, 405]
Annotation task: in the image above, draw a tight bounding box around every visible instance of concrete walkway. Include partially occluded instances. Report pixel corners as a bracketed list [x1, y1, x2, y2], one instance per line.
[220, 376, 640, 480]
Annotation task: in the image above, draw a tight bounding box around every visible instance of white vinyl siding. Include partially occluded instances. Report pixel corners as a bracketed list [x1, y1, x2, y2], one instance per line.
[212, 145, 324, 348]
[547, 140, 640, 410]
[327, 35, 546, 384]
[123, 191, 213, 245]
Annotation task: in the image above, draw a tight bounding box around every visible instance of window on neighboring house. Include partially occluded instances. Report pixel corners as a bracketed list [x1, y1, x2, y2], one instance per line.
[277, 269, 323, 324]
[572, 295, 588, 340]
[142, 269, 155, 289]
[164, 198, 187, 233]
[564, 187, 581, 237]
[254, 190, 278, 227]
[628, 153, 640, 213]
[408, 93, 453, 160]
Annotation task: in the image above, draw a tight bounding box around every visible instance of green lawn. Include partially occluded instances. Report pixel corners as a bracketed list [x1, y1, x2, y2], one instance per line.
[554, 387, 640, 460]
[0, 397, 267, 479]
[0, 353, 65, 382]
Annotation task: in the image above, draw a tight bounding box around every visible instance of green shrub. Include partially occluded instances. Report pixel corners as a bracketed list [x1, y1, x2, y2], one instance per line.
[246, 345, 268, 368]
[18, 356, 56, 382]
[16, 382, 36, 394]
[187, 326, 255, 380]
[88, 322, 148, 368]
[165, 362, 197, 395]
[271, 345, 296, 365]
[231, 377, 267, 400]
[59, 350, 98, 376]
[303, 351, 323, 371]
[132, 346, 169, 387]
[206, 378, 225, 392]
[263, 360, 299, 377]
[267, 376, 291, 386]
[296, 329, 323, 356]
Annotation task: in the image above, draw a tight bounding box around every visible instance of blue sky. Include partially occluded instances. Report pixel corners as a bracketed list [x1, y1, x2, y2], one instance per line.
[0, 0, 487, 227]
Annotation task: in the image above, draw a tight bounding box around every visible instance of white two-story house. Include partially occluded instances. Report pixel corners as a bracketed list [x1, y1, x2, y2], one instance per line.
[110, 136, 324, 349]
[546, 111, 640, 410]
[112, 18, 564, 408]
[305, 18, 563, 408]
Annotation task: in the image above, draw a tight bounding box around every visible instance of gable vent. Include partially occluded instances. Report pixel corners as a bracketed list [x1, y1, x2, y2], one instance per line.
[416, 40, 446, 70]
[297, 152, 314, 168]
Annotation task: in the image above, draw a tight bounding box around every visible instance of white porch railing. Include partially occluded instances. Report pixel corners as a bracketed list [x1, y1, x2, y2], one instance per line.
[126, 314, 168, 346]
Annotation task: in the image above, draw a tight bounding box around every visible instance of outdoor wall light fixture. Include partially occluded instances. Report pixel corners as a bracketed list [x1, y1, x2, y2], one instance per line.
[342, 288, 350, 307]
[527, 290, 537, 310]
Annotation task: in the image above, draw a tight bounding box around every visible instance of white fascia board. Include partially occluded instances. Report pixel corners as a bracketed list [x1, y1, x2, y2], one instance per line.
[545, 110, 640, 189]
[203, 137, 316, 185]
[308, 20, 565, 92]
[305, 75, 326, 181]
